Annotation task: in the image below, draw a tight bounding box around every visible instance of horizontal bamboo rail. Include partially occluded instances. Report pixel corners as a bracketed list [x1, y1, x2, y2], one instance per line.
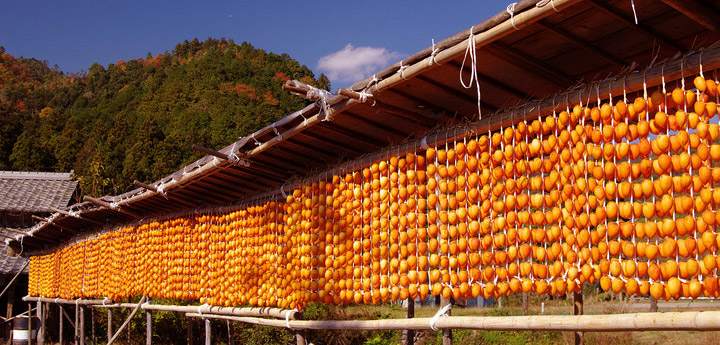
[186, 310, 720, 332]
[22, 296, 297, 320]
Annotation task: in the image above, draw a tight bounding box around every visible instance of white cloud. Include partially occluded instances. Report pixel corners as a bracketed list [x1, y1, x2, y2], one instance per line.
[318, 44, 404, 86]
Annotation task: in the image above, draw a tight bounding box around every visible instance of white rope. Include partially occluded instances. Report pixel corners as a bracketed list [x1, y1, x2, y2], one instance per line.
[460, 26, 482, 119]
[398, 60, 409, 79]
[280, 183, 288, 198]
[430, 303, 452, 331]
[365, 74, 380, 90]
[251, 133, 261, 146]
[429, 39, 439, 66]
[536, 0, 559, 11]
[421, 136, 430, 150]
[109, 202, 118, 210]
[630, 0, 638, 24]
[197, 303, 209, 316]
[272, 123, 283, 140]
[507, 3, 519, 30]
[285, 308, 298, 329]
[358, 91, 376, 105]
[102, 297, 109, 306]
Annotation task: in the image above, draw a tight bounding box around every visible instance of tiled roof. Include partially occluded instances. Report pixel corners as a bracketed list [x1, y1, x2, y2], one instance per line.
[0, 243, 28, 275]
[0, 171, 78, 213]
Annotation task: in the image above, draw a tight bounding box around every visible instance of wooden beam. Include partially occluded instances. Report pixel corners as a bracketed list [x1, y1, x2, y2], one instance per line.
[659, 0, 720, 33]
[446, 61, 531, 100]
[316, 123, 386, 149]
[296, 131, 366, 156]
[485, 43, 576, 87]
[587, 0, 686, 52]
[343, 110, 411, 140]
[537, 20, 626, 66]
[337, 88, 435, 127]
[192, 144, 230, 160]
[49, 208, 105, 227]
[83, 196, 141, 219]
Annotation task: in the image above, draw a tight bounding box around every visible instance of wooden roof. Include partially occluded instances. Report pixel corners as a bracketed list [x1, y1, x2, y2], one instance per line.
[16, 0, 720, 253]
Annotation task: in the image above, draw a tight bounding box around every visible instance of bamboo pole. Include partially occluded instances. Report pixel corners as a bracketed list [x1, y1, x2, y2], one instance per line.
[107, 296, 146, 345]
[405, 299, 415, 345]
[28, 303, 33, 345]
[146, 298, 151, 345]
[79, 306, 84, 345]
[59, 305, 63, 345]
[38, 302, 44, 345]
[205, 318, 211, 345]
[185, 310, 720, 332]
[107, 309, 111, 344]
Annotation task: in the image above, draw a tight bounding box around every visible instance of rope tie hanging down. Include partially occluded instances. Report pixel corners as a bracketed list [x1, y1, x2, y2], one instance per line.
[285, 308, 298, 329]
[429, 39, 439, 66]
[460, 26, 482, 119]
[506, 3, 519, 30]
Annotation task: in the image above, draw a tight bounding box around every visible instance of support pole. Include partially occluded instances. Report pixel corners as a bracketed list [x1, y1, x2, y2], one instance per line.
[59, 305, 63, 345]
[107, 309, 112, 343]
[573, 290, 584, 345]
[79, 306, 84, 345]
[74, 305, 78, 345]
[91, 307, 95, 345]
[205, 318, 211, 345]
[442, 297, 453, 345]
[0, 261, 29, 301]
[38, 302, 44, 345]
[650, 297, 658, 312]
[187, 317, 193, 345]
[107, 296, 146, 345]
[295, 312, 306, 345]
[226, 320, 234, 345]
[522, 293, 528, 315]
[28, 303, 32, 345]
[146, 298, 151, 345]
[405, 298, 415, 345]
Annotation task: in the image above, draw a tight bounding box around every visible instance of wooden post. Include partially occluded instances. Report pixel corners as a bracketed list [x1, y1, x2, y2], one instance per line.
[74, 304, 79, 345]
[79, 306, 85, 345]
[573, 290, 584, 345]
[650, 297, 658, 312]
[204, 318, 211, 345]
[107, 309, 112, 344]
[441, 297, 453, 345]
[59, 305, 63, 345]
[146, 298, 152, 345]
[522, 293, 528, 315]
[294, 311, 306, 345]
[187, 317, 193, 345]
[6, 287, 13, 342]
[405, 298, 415, 345]
[226, 320, 234, 345]
[38, 302, 44, 345]
[91, 308, 95, 345]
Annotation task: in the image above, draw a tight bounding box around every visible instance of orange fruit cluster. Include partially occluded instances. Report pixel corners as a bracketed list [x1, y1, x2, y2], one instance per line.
[28, 74, 720, 308]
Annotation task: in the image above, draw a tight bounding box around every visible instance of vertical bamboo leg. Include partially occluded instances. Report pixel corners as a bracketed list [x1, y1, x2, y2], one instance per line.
[226, 320, 234, 345]
[650, 296, 658, 312]
[295, 311, 306, 345]
[204, 319, 211, 345]
[405, 298, 415, 345]
[59, 305, 63, 345]
[28, 303, 32, 345]
[107, 309, 111, 344]
[79, 306, 85, 345]
[187, 317, 193, 345]
[91, 308, 95, 345]
[74, 305, 78, 345]
[38, 302, 44, 345]
[522, 293, 528, 315]
[441, 297, 453, 345]
[573, 290, 583, 345]
[146, 298, 152, 345]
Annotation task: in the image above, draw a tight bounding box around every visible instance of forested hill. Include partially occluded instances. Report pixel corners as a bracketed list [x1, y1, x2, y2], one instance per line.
[0, 38, 330, 196]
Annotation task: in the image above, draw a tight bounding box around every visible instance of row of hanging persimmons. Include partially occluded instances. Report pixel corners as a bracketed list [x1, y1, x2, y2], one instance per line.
[28, 75, 720, 310]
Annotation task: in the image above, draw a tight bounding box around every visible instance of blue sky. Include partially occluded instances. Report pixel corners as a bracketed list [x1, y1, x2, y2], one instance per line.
[1, 1, 511, 88]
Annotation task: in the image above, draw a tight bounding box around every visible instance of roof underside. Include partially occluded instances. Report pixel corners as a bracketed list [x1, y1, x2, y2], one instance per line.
[17, 0, 720, 253]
